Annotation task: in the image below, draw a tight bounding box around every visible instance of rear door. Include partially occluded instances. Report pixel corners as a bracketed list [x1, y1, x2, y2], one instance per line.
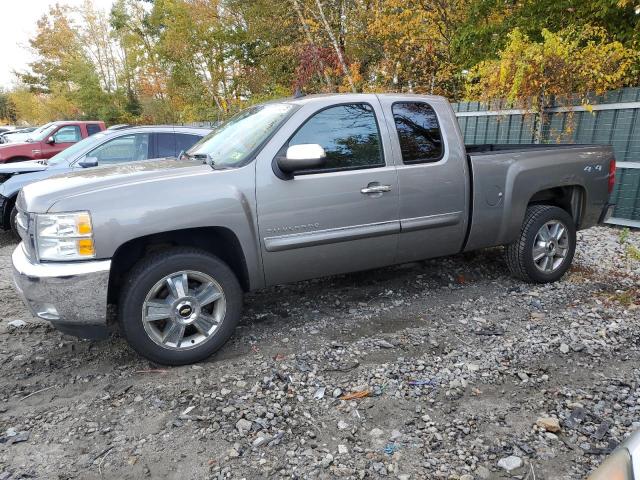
[377, 96, 470, 262]
[256, 97, 400, 285]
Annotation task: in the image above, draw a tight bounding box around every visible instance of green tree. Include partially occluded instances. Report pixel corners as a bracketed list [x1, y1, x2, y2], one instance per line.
[0, 91, 17, 124]
[466, 26, 639, 140]
[455, 0, 640, 69]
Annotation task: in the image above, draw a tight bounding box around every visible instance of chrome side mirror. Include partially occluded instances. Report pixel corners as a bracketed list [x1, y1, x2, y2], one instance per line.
[277, 144, 326, 173]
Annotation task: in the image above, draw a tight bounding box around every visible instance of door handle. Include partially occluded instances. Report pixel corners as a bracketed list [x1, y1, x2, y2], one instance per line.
[361, 184, 391, 194]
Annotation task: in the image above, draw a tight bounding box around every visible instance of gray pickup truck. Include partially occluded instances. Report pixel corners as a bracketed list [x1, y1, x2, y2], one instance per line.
[11, 94, 615, 365]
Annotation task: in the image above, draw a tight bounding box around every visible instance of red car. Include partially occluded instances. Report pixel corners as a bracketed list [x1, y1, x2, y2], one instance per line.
[0, 121, 105, 163]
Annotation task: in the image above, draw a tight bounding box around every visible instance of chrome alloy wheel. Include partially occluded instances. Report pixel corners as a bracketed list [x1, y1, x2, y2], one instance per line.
[532, 220, 569, 273]
[142, 270, 226, 350]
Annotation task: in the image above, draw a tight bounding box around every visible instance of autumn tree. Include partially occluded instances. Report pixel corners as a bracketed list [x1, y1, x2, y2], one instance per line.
[455, 0, 640, 69]
[368, 0, 472, 97]
[5, 0, 640, 125]
[0, 91, 17, 124]
[466, 26, 639, 140]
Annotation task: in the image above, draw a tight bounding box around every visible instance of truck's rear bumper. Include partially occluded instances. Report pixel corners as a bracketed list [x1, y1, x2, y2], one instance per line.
[12, 244, 111, 332]
[598, 203, 615, 224]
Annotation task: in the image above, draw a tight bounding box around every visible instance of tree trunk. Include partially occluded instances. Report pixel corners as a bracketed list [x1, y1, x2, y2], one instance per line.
[314, 0, 356, 92]
[291, 0, 332, 89]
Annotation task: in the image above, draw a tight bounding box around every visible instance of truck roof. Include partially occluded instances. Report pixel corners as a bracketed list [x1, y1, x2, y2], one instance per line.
[282, 92, 448, 106]
[49, 120, 104, 125]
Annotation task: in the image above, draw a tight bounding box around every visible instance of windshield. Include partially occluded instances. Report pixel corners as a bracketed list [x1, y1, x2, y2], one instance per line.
[187, 103, 295, 168]
[47, 132, 109, 166]
[28, 123, 57, 142]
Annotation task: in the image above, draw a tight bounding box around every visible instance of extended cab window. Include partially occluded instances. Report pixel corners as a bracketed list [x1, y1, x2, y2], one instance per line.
[392, 102, 443, 164]
[88, 133, 150, 165]
[289, 103, 384, 171]
[175, 134, 202, 154]
[54, 126, 81, 143]
[86, 124, 102, 136]
[155, 133, 176, 158]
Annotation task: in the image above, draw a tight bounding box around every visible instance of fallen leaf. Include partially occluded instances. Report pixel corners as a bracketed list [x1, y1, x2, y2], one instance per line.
[340, 390, 371, 400]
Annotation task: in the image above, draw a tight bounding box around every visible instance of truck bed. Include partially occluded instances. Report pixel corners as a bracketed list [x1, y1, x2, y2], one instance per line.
[463, 143, 613, 252]
[465, 143, 599, 155]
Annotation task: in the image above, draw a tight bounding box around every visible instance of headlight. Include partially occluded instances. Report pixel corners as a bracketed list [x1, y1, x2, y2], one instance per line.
[35, 211, 95, 261]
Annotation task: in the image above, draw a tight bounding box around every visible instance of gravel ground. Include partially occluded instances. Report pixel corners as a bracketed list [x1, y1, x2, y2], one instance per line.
[0, 226, 639, 480]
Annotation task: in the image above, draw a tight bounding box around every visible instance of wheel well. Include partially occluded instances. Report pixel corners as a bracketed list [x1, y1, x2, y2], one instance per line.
[1, 194, 16, 230]
[107, 227, 250, 305]
[528, 186, 585, 228]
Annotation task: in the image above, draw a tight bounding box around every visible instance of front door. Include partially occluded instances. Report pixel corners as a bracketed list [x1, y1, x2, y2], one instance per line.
[256, 98, 400, 286]
[41, 125, 82, 159]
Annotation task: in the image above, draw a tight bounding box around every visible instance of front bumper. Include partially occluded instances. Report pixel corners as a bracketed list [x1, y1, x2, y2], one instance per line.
[12, 244, 111, 327]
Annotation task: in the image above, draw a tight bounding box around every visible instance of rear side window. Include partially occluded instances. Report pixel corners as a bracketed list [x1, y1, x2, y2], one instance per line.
[175, 134, 203, 154]
[288, 103, 384, 172]
[155, 133, 176, 158]
[392, 102, 443, 164]
[86, 124, 102, 136]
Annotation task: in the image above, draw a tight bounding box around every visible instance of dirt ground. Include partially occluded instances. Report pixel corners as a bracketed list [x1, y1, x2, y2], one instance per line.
[0, 226, 639, 480]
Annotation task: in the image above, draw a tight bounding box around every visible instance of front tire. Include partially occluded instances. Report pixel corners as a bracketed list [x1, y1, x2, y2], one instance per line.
[9, 205, 18, 239]
[119, 248, 243, 365]
[506, 205, 576, 283]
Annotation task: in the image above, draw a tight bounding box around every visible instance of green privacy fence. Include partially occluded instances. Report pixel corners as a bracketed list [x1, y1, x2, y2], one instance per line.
[453, 87, 640, 227]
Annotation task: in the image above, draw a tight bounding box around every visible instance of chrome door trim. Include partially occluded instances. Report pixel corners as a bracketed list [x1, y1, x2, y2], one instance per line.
[264, 220, 400, 252]
[400, 211, 463, 232]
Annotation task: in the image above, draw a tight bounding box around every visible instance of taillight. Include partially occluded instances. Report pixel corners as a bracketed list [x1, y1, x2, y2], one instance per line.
[608, 159, 616, 194]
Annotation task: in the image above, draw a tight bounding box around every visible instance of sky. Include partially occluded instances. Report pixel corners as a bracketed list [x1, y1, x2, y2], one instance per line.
[0, 0, 115, 89]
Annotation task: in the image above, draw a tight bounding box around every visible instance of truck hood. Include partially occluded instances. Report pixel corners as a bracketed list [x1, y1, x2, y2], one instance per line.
[0, 141, 34, 150]
[20, 158, 210, 213]
[0, 141, 37, 160]
[0, 159, 48, 174]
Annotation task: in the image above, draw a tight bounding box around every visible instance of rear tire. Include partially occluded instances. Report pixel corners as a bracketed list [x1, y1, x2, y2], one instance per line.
[506, 205, 576, 283]
[119, 248, 243, 365]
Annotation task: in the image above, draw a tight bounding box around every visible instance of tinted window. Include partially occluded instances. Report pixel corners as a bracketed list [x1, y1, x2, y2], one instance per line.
[54, 126, 81, 143]
[155, 133, 176, 158]
[289, 104, 383, 171]
[175, 134, 203, 154]
[86, 124, 102, 136]
[88, 133, 150, 164]
[392, 102, 443, 164]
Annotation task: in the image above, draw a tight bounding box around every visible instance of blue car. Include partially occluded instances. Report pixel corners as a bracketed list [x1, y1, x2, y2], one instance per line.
[0, 125, 210, 235]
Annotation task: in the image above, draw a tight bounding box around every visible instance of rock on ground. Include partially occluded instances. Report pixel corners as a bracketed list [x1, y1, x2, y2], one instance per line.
[0, 226, 638, 479]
